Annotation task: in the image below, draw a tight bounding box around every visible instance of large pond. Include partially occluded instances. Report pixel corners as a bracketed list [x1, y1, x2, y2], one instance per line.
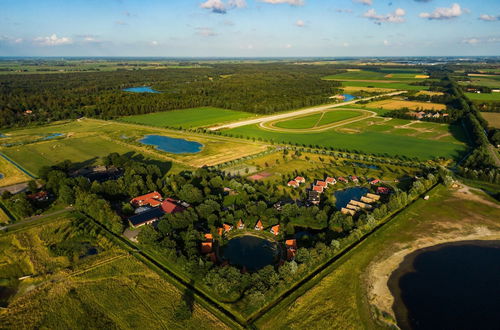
[342, 94, 356, 102]
[389, 241, 500, 329]
[334, 187, 369, 209]
[139, 135, 203, 154]
[222, 235, 280, 272]
[123, 86, 161, 93]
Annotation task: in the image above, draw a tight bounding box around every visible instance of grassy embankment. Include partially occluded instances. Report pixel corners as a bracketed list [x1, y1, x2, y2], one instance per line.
[255, 184, 500, 329]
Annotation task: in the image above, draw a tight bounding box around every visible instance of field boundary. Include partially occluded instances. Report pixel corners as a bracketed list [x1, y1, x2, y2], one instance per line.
[0, 152, 38, 179]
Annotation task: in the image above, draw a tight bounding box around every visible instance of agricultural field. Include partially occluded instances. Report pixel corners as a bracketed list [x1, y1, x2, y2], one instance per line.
[322, 69, 429, 81]
[0, 215, 226, 329]
[341, 81, 429, 91]
[120, 107, 258, 129]
[458, 75, 500, 89]
[480, 112, 500, 129]
[256, 185, 500, 329]
[465, 92, 500, 101]
[0, 119, 267, 174]
[274, 110, 362, 129]
[342, 86, 396, 94]
[0, 155, 32, 187]
[362, 98, 446, 111]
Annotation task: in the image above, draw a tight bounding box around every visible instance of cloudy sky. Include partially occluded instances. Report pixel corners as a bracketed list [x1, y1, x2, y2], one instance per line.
[0, 0, 499, 56]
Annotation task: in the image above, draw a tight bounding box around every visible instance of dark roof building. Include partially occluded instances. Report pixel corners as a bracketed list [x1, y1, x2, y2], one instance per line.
[128, 207, 165, 228]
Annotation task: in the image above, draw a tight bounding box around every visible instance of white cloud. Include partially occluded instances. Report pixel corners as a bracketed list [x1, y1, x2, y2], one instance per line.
[383, 40, 390, 46]
[342, 42, 350, 47]
[196, 27, 217, 37]
[462, 37, 500, 45]
[462, 38, 479, 45]
[0, 35, 23, 44]
[34, 34, 72, 46]
[151, 40, 159, 46]
[258, 0, 304, 6]
[200, 0, 246, 14]
[479, 14, 499, 22]
[285, 44, 292, 48]
[353, 0, 372, 5]
[363, 8, 406, 24]
[295, 19, 305, 27]
[335, 8, 353, 13]
[419, 3, 464, 20]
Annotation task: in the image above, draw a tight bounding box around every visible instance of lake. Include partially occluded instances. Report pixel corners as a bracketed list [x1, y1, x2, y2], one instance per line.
[222, 235, 280, 272]
[123, 86, 161, 93]
[334, 187, 369, 209]
[389, 241, 500, 330]
[139, 135, 203, 154]
[342, 94, 356, 102]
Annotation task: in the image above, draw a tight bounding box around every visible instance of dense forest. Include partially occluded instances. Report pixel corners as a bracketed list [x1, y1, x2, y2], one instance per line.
[0, 64, 343, 128]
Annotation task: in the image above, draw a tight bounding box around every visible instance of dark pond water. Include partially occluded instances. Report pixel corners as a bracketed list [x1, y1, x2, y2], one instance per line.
[342, 94, 356, 102]
[41, 133, 64, 140]
[389, 241, 500, 330]
[139, 135, 203, 154]
[334, 187, 369, 209]
[123, 86, 161, 93]
[223, 235, 279, 272]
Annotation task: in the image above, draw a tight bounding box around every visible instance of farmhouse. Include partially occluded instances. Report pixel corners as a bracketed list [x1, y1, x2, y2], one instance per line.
[295, 176, 305, 184]
[161, 198, 186, 214]
[270, 225, 280, 236]
[130, 191, 163, 208]
[287, 180, 299, 188]
[255, 220, 264, 231]
[128, 207, 165, 228]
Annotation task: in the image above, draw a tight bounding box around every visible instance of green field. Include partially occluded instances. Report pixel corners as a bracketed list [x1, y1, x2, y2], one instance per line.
[225, 121, 468, 160]
[341, 81, 429, 91]
[466, 92, 500, 101]
[459, 76, 500, 89]
[256, 185, 500, 329]
[481, 112, 500, 129]
[120, 107, 257, 129]
[322, 70, 427, 81]
[274, 110, 361, 129]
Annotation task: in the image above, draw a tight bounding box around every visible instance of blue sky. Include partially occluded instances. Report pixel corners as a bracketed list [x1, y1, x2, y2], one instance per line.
[0, 0, 499, 56]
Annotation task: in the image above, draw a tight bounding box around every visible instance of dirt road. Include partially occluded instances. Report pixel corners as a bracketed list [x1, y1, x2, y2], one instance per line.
[209, 91, 406, 131]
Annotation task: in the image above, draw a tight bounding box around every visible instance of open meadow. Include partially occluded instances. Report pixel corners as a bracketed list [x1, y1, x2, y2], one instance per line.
[459, 75, 500, 89]
[480, 112, 500, 129]
[0, 215, 227, 329]
[255, 184, 500, 329]
[322, 69, 429, 81]
[120, 107, 258, 129]
[362, 98, 446, 111]
[273, 110, 362, 129]
[465, 92, 500, 101]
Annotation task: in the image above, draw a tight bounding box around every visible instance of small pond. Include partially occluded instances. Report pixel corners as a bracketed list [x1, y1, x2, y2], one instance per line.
[41, 133, 64, 141]
[342, 94, 356, 102]
[222, 235, 280, 272]
[334, 187, 369, 209]
[139, 135, 203, 154]
[123, 86, 161, 93]
[0, 173, 4, 180]
[389, 241, 500, 330]
[0, 133, 6, 138]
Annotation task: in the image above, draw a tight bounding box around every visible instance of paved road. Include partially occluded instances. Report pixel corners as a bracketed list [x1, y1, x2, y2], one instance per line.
[209, 91, 406, 131]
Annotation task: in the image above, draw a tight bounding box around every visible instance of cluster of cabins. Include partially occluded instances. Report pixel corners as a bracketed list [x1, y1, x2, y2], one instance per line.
[215, 219, 281, 237]
[341, 192, 380, 216]
[409, 111, 449, 120]
[287, 176, 306, 188]
[128, 191, 188, 228]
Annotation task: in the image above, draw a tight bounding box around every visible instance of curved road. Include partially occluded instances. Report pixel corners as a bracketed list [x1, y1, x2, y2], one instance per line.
[209, 91, 406, 131]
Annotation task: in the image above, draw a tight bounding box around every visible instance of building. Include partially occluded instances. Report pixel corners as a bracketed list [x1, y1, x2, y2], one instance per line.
[205, 233, 213, 242]
[254, 220, 264, 231]
[295, 176, 305, 184]
[223, 223, 233, 233]
[286, 239, 297, 260]
[130, 191, 163, 208]
[27, 191, 49, 202]
[312, 185, 324, 193]
[287, 180, 299, 188]
[361, 196, 375, 204]
[161, 198, 186, 214]
[338, 177, 348, 183]
[325, 177, 336, 185]
[366, 193, 380, 201]
[377, 187, 391, 194]
[270, 225, 280, 236]
[316, 180, 327, 188]
[201, 242, 212, 254]
[346, 204, 360, 211]
[350, 200, 372, 210]
[128, 207, 165, 228]
[237, 219, 245, 229]
[134, 206, 152, 214]
[341, 208, 356, 216]
[350, 176, 359, 183]
[369, 179, 380, 185]
[308, 191, 320, 205]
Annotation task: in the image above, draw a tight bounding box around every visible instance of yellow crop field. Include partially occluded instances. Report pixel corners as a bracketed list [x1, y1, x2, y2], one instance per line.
[481, 112, 500, 129]
[342, 86, 396, 93]
[0, 155, 32, 187]
[365, 99, 446, 111]
[416, 91, 444, 96]
[415, 75, 430, 78]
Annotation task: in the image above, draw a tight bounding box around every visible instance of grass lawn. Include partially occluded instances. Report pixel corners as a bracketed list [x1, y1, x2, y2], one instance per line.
[480, 112, 500, 129]
[466, 93, 500, 101]
[0, 155, 32, 187]
[459, 77, 500, 89]
[255, 184, 500, 329]
[274, 110, 361, 129]
[0, 216, 227, 329]
[120, 107, 257, 129]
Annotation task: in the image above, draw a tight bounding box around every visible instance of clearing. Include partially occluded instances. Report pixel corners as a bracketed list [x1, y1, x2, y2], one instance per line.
[480, 112, 500, 129]
[363, 98, 446, 111]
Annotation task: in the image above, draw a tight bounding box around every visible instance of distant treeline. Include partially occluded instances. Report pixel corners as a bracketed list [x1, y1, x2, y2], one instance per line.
[0, 63, 343, 128]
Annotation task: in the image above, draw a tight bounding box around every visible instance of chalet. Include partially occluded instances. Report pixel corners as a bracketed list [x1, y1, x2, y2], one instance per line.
[338, 177, 348, 183]
[286, 239, 297, 250]
[201, 242, 212, 254]
[128, 207, 165, 228]
[287, 180, 299, 188]
[369, 179, 380, 185]
[205, 233, 213, 242]
[218, 228, 224, 236]
[270, 225, 280, 236]
[161, 198, 186, 214]
[27, 191, 49, 202]
[223, 223, 233, 233]
[341, 208, 356, 216]
[237, 219, 245, 229]
[254, 220, 264, 231]
[316, 180, 327, 188]
[377, 187, 391, 194]
[295, 176, 305, 184]
[361, 196, 375, 204]
[350, 176, 359, 183]
[350, 200, 372, 210]
[308, 191, 320, 205]
[366, 193, 380, 201]
[130, 191, 163, 208]
[312, 185, 324, 193]
[325, 177, 337, 185]
[346, 204, 360, 211]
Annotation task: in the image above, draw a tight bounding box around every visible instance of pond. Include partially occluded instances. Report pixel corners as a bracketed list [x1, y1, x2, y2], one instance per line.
[41, 133, 64, 141]
[222, 235, 280, 272]
[0, 133, 6, 138]
[0, 173, 4, 180]
[123, 86, 161, 93]
[334, 187, 369, 209]
[389, 241, 500, 330]
[139, 135, 203, 154]
[342, 94, 356, 102]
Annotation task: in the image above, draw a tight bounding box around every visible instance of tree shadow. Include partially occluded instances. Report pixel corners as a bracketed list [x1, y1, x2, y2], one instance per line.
[174, 280, 195, 321]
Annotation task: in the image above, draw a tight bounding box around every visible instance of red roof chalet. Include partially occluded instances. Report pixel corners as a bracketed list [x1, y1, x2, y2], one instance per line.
[237, 219, 245, 229]
[201, 242, 212, 254]
[377, 187, 391, 194]
[295, 176, 305, 183]
[286, 239, 297, 250]
[325, 177, 336, 185]
[313, 185, 324, 193]
[161, 198, 185, 214]
[287, 180, 299, 188]
[370, 179, 380, 185]
[130, 191, 163, 207]
[254, 220, 264, 231]
[270, 225, 280, 236]
[338, 177, 348, 183]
